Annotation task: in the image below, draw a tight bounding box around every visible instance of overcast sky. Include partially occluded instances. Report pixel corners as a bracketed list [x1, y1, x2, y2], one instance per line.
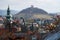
[0, 0, 60, 13]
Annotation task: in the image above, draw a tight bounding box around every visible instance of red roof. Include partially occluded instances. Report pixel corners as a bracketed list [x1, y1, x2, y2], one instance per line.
[0, 17, 3, 21]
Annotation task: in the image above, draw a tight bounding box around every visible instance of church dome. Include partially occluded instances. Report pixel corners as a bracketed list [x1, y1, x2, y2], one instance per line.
[18, 6, 48, 14]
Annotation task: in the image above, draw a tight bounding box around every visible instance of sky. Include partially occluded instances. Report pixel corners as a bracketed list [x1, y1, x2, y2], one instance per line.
[0, 0, 60, 13]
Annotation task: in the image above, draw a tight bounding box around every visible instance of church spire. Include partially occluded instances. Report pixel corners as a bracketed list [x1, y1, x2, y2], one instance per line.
[7, 5, 10, 15]
[6, 6, 10, 20]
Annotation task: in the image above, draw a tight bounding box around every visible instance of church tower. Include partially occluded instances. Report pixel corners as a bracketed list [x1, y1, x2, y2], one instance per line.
[6, 6, 11, 20]
[5, 6, 12, 32]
